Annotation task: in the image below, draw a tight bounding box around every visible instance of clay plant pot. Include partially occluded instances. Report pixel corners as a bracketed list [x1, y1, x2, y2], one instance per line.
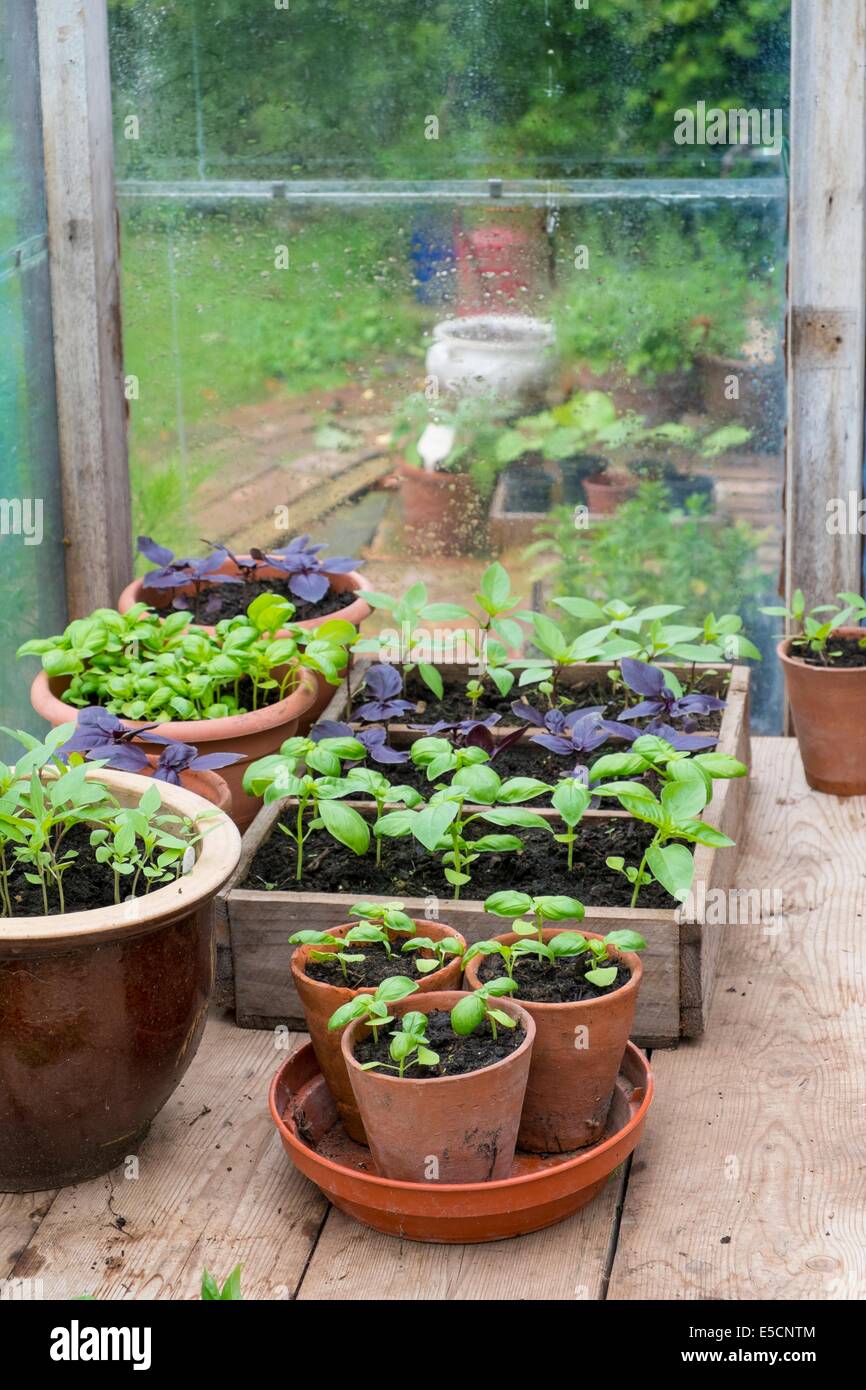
[464, 928, 643, 1153]
[29, 668, 319, 833]
[118, 561, 371, 638]
[399, 461, 488, 556]
[119, 562, 370, 727]
[583, 471, 638, 515]
[777, 628, 866, 795]
[292, 919, 466, 1144]
[342, 990, 535, 1183]
[270, 1037, 652, 1243]
[0, 769, 241, 1191]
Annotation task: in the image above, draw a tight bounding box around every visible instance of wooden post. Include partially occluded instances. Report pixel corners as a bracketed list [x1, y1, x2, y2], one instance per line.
[35, 0, 131, 616]
[787, 0, 866, 610]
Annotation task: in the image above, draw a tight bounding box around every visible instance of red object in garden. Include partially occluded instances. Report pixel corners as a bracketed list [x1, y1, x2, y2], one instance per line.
[455, 220, 545, 313]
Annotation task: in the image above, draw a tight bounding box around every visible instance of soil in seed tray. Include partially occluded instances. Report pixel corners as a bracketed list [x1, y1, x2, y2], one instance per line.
[352, 675, 617, 725]
[799, 636, 866, 669]
[387, 737, 643, 795]
[243, 819, 677, 908]
[354, 672, 727, 731]
[303, 938, 432, 989]
[476, 947, 632, 1003]
[4, 823, 181, 917]
[172, 577, 356, 626]
[352, 1008, 525, 1078]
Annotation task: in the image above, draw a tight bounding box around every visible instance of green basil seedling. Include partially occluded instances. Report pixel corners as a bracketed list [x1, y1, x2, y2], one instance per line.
[484, 890, 585, 942]
[451, 978, 518, 1040]
[356, 1009, 440, 1078]
[401, 934, 465, 974]
[327, 976, 419, 1041]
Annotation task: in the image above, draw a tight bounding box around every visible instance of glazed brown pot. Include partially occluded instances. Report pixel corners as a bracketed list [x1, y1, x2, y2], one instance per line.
[119, 562, 369, 727]
[399, 461, 488, 555]
[292, 919, 466, 1144]
[464, 928, 643, 1153]
[778, 629, 866, 795]
[0, 770, 241, 1191]
[28, 668, 319, 832]
[342, 990, 535, 1183]
[583, 471, 637, 515]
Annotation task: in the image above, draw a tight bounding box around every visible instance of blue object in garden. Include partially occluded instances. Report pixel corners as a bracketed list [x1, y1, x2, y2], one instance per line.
[410, 224, 456, 305]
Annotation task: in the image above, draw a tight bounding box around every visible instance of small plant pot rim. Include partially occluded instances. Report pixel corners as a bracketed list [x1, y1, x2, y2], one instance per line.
[0, 768, 241, 948]
[463, 928, 643, 1011]
[777, 628, 866, 673]
[29, 666, 319, 744]
[290, 918, 466, 1000]
[269, 1037, 653, 1198]
[341, 988, 535, 1091]
[399, 459, 476, 487]
[118, 563, 372, 637]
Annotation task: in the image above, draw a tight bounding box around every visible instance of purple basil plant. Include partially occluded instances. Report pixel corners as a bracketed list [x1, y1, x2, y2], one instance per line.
[410, 712, 527, 763]
[137, 536, 239, 620]
[256, 535, 360, 605]
[618, 658, 724, 749]
[510, 701, 638, 757]
[354, 664, 415, 722]
[311, 720, 408, 766]
[60, 707, 243, 783]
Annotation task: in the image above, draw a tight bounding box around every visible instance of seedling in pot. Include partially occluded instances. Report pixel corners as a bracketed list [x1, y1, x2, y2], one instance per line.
[352, 664, 416, 723]
[58, 707, 244, 784]
[356, 1010, 440, 1077]
[353, 580, 471, 698]
[451, 978, 518, 1040]
[509, 611, 608, 705]
[761, 589, 866, 663]
[483, 890, 585, 943]
[375, 764, 551, 900]
[288, 926, 388, 981]
[242, 759, 373, 883]
[589, 733, 747, 804]
[327, 976, 421, 1044]
[251, 535, 361, 606]
[616, 658, 724, 745]
[136, 536, 239, 622]
[0, 727, 203, 916]
[17, 597, 356, 721]
[596, 779, 734, 907]
[312, 719, 408, 767]
[401, 933, 465, 974]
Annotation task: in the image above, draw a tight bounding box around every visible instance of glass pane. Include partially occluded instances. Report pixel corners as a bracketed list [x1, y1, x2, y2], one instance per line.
[0, 0, 66, 756]
[110, 1, 790, 731]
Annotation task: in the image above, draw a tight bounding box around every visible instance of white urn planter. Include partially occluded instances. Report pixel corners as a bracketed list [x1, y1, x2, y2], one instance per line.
[426, 314, 556, 405]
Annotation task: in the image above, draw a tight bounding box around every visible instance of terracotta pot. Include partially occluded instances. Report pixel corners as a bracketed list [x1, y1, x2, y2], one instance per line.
[292, 919, 466, 1144]
[119, 562, 370, 728]
[119, 561, 371, 638]
[778, 629, 866, 795]
[464, 928, 643, 1153]
[583, 471, 637, 515]
[399, 461, 488, 556]
[29, 668, 319, 832]
[0, 769, 241, 1191]
[270, 1037, 653, 1243]
[342, 990, 535, 1184]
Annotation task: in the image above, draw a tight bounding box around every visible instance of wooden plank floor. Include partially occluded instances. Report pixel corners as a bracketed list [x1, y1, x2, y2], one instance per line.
[2, 737, 863, 1300]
